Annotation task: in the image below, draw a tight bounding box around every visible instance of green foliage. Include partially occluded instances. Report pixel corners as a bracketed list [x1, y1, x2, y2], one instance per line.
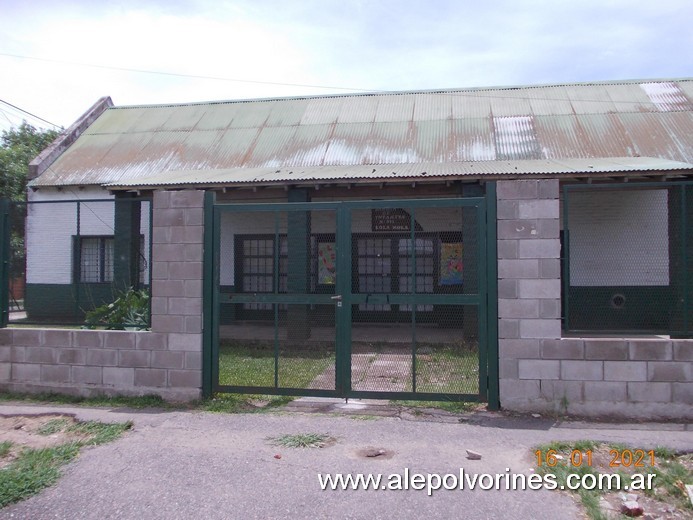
[0, 443, 80, 508]
[84, 287, 150, 330]
[0, 441, 12, 458]
[0, 122, 59, 202]
[268, 433, 332, 448]
[1, 123, 61, 278]
[0, 419, 130, 509]
[37, 418, 71, 436]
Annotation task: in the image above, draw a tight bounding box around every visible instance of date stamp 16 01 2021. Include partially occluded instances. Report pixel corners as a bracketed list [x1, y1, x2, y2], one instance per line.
[535, 448, 657, 468]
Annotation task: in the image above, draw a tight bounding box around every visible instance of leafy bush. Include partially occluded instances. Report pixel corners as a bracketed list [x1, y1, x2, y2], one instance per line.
[84, 287, 150, 330]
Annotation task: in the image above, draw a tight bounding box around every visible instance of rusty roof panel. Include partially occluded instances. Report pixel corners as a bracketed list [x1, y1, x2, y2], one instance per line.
[657, 112, 693, 162]
[565, 84, 617, 114]
[571, 114, 635, 158]
[493, 116, 541, 160]
[414, 120, 452, 162]
[451, 118, 495, 161]
[617, 112, 690, 162]
[245, 126, 299, 168]
[533, 115, 590, 158]
[605, 83, 658, 113]
[30, 79, 693, 187]
[322, 122, 372, 165]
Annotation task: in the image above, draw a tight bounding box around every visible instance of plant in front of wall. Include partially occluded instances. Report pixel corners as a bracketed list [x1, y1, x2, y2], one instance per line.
[83, 287, 150, 330]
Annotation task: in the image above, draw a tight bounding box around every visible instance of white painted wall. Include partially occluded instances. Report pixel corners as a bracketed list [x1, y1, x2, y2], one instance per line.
[568, 189, 669, 286]
[26, 187, 151, 284]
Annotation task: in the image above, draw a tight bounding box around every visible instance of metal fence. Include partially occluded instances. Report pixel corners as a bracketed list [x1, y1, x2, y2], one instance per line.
[563, 181, 692, 336]
[0, 197, 152, 328]
[212, 197, 488, 401]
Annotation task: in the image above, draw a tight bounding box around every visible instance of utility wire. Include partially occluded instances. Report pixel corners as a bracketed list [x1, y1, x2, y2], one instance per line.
[0, 52, 374, 93]
[0, 51, 683, 108]
[0, 98, 61, 128]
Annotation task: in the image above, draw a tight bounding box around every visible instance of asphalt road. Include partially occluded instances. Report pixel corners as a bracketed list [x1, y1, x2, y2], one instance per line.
[1, 401, 691, 520]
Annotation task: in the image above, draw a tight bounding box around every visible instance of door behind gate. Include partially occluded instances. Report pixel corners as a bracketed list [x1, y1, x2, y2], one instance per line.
[210, 197, 488, 402]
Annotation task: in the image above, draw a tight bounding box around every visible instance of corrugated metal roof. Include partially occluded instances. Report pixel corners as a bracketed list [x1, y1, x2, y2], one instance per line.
[30, 78, 693, 187]
[103, 157, 693, 189]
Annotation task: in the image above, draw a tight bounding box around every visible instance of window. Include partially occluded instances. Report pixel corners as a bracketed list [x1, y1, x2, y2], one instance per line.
[79, 237, 114, 283]
[76, 236, 146, 284]
[236, 235, 288, 310]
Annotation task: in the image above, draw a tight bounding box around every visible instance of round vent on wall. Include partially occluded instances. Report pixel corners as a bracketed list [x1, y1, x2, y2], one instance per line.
[610, 293, 626, 309]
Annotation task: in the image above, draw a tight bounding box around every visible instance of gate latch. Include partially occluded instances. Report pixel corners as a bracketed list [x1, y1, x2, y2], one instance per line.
[331, 294, 343, 307]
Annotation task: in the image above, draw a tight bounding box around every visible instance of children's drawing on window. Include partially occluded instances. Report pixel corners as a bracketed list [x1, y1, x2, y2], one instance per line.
[440, 243, 463, 285]
[318, 242, 336, 285]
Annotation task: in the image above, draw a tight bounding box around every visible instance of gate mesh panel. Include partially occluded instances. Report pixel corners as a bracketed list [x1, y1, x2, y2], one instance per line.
[216, 201, 483, 397]
[349, 204, 478, 396]
[218, 209, 338, 391]
[564, 184, 692, 336]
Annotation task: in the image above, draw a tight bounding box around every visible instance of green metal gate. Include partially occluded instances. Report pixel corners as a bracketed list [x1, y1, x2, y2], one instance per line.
[204, 194, 497, 405]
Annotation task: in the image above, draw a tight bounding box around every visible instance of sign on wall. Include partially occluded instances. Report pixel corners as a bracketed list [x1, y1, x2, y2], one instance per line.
[371, 209, 423, 232]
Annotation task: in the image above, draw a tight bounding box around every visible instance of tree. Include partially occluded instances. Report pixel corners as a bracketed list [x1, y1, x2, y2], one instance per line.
[0, 122, 60, 202]
[0, 122, 60, 281]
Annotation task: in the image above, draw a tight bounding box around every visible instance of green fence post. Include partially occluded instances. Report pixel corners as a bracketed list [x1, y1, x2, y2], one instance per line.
[485, 183, 499, 410]
[0, 199, 9, 327]
[202, 191, 216, 398]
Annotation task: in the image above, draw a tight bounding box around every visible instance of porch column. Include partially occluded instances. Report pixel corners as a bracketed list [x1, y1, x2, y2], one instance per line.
[287, 188, 311, 341]
[669, 185, 693, 336]
[462, 184, 482, 338]
[113, 192, 142, 291]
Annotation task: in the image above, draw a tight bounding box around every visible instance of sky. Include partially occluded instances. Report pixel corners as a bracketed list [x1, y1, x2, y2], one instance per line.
[0, 0, 692, 133]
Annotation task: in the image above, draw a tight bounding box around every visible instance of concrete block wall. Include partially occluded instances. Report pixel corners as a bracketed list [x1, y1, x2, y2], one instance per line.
[0, 190, 205, 401]
[498, 179, 693, 420]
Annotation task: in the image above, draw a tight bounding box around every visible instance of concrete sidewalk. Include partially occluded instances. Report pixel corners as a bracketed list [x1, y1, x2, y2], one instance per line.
[1, 400, 691, 520]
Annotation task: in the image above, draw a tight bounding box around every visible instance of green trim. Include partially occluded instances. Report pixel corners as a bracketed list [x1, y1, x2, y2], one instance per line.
[202, 191, 216, 398]
[0, 199, 9, 327]
[209, 196, 491, 402]
[485, 182, 499, 410]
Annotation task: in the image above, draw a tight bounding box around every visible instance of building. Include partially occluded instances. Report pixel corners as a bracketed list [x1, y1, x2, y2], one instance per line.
[1, 78, 691, 419]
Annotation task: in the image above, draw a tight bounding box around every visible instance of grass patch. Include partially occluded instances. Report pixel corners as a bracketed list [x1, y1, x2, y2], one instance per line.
[218, 342, 334, 388]
[412, 343, 479, 394]
[268, 433, 333, 448]
[534, 441, 692, 519]
[0, 420, 131, 509]
[0, 441, 12, 458]
[37, 418, 72, 436]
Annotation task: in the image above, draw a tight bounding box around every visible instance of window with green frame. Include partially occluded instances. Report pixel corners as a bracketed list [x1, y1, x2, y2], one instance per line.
[75, 235, 146, 284]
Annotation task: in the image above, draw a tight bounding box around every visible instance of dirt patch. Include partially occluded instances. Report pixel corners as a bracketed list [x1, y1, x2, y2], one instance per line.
[0, 414, 84, 468]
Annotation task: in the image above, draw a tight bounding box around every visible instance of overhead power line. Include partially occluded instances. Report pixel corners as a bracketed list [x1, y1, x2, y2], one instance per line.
[0, 51, 684, 108]
[0, 98, 61, 128]
[0, 51, 375, 93]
